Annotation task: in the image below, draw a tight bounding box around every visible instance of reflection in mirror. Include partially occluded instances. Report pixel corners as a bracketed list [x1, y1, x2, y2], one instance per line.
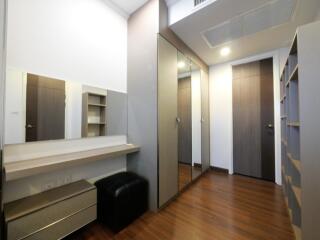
[4, 69, 127, 145]
[177, 52, 192, 191]
[190, 61, 202, 180]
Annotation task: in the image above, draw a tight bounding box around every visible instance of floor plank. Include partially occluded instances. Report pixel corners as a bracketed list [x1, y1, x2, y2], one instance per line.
[67, 171, 294, 240]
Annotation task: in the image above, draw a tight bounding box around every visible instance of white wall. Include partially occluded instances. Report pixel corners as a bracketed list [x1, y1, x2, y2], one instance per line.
[5, 69, 26, 144]
[191, 70, 202, 165]
[7, 0, 127, 93]
[65, 81, 82, 139]
[0, 0, 6, 149]
[168, 0, 217, 25]
[209, 48, 289, 185]
[209, 64, 233, 171]
[3, 0, 129, 202]
[315, 8, 320, 20]
[5, 0, 128, 144]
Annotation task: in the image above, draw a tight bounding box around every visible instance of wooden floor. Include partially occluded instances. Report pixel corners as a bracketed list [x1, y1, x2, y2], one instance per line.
[179, 163, 192, 191]
[67, 171, 294, 240]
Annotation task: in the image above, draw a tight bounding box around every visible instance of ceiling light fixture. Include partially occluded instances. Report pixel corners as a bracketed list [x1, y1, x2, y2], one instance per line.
[178, 61, 186, 68]
[220, 47, 231, 57]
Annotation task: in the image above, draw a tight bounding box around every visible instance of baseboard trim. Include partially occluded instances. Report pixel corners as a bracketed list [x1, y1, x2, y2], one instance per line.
[210, 166, 229, 174]
[193, 163, 202, 168]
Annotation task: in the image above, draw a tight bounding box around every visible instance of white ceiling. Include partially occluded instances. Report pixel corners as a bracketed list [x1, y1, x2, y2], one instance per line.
[170, 0, 320, 65]
[108, 0, 148, 16]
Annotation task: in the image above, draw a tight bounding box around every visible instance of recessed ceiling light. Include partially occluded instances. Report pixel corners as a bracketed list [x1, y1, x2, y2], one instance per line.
[178, 61, 186, 68]
[220, 47, 231, 57]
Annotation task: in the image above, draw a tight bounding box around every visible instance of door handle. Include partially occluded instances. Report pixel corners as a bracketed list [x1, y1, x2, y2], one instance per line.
[265, 124, 274, 129]
[201, 117, 205, 123]
[26, 124, 34, 129]
[176, 117, 181, 124]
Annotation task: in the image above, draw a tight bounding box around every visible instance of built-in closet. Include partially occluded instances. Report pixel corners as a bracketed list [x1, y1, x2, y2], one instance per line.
[280, 20, 320, 240]
[158, 36, 209, 207]
[127, 0, 210, 211]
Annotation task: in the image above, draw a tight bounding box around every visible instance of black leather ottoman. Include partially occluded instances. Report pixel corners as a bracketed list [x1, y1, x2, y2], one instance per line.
[94, 172, 148, 232]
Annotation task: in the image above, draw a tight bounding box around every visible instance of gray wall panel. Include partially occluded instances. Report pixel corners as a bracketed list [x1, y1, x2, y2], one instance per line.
[127, 0, 159, 211]
[298, 21, 320, 240]
[0, 0, 6, 149]
[106, 90, 127, 136]
[0, 0, 7, 236]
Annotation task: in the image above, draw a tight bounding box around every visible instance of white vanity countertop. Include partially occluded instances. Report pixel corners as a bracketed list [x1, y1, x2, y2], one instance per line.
[3, 136, 140, 181]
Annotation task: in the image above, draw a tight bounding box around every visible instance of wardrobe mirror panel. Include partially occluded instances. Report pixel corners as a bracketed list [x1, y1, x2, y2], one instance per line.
[4, 69, 127, 145]
[177, 52, 192, 191]
[190, 61, 202, 180]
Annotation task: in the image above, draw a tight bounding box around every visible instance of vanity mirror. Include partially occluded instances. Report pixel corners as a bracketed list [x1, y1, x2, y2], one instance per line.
[4, 69, 128, 145]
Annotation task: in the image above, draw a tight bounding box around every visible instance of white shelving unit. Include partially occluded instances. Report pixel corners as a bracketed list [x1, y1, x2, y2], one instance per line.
[82, 92, 107, 137]
[280, 20, 320, 240]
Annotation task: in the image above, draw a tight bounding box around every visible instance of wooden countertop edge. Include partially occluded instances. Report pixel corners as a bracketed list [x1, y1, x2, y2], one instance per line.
[4, 144, 140, 181]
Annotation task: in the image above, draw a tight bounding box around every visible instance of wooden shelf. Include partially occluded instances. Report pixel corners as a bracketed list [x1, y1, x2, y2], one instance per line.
[88, 103, 107, 107]
[281, 139, 288, 146]
[287, 122, 300, 127]
[88, 122, 106, 125]
[288, 153, 301, 172]
[285, 79, 290, 87]
[280, 95, 286, 102]
[292, 185, 302, 207]
[292, 225, 302, 240]
[4, 144, 140, 181]
[287, 176, 302, 207]
[289, 34, 298, 55]
[289, 65, 299, 81]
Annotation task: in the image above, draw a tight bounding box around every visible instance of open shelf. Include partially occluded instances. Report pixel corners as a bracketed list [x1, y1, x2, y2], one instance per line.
[82, 92, 107, 137]
[280, 33, 302, 238]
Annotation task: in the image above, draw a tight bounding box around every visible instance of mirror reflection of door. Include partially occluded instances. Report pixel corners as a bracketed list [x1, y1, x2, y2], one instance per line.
[177, 52, 192, 191]
[26, 74, 66, 142]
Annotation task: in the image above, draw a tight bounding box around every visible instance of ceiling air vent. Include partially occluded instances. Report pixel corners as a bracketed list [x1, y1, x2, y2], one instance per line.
[194, 0, 207, 7]
[202, 0, 297, 48]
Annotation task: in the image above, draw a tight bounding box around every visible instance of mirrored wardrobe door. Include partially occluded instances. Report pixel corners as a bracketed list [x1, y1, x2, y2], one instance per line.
[177, 52, 192, 191]
[190, 61, 202, 180]
[201, 70, 210, 172]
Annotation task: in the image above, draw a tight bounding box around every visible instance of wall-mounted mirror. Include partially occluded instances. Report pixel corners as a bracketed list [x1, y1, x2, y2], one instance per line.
[177, 52, 192, 191]
[4, 69, 127, 145]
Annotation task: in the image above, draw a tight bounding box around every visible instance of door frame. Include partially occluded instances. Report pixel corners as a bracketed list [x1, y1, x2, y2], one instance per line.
[229, 50, 284, 185]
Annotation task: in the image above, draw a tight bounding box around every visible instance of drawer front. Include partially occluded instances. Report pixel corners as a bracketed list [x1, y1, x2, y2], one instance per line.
[7, 189, 96, 240]
[24, 205, 96, 240]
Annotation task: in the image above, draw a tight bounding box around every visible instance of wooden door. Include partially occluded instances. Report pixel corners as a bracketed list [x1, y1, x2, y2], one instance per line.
[26, 74, 66, 142]
[232, 58, 275, 181]
[158, 36, 178, 207]
[178, 77, 192, 165]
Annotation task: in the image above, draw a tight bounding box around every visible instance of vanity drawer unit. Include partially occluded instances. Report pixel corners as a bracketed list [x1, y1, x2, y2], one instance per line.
[4, 180, 97, 240]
